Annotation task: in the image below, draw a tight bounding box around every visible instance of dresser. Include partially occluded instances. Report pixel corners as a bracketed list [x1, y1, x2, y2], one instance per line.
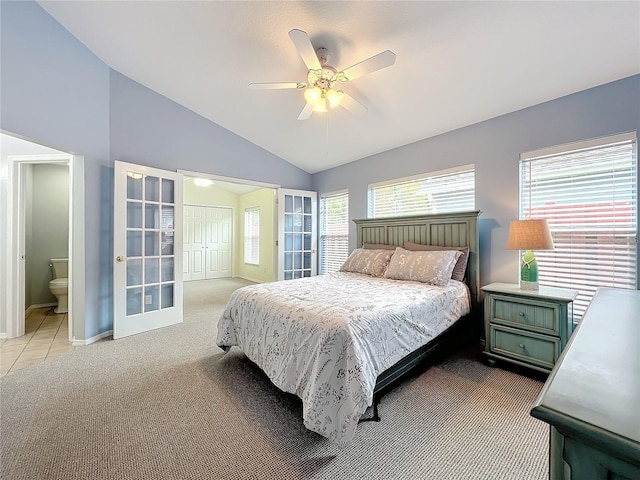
[482, 283, 578, 373]
[530, 288, 640, 479]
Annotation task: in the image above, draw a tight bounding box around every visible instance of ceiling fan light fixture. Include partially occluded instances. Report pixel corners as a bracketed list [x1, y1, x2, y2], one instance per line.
[313, 100, 327, 113]
[326, 89, 344, 108]
[304, 86, 323, 105]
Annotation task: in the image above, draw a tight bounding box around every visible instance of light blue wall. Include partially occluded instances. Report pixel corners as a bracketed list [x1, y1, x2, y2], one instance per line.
[311, 75, 640, 289]
[1, 1, 310, 340]
[1, 0, 110, 341]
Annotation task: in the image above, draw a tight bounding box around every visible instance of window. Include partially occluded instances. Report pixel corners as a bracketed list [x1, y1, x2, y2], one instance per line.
[244, 207, 260, 265]
[320, 190, 349, 274]
[520, 132, 637, 320]
[368, 165, 475, 218]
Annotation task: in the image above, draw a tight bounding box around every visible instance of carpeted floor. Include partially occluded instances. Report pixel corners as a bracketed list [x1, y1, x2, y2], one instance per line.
[1, 278, 549, 480]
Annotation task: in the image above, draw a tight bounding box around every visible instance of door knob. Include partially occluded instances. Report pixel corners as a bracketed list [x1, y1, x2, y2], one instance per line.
[116, 256, 124, 262]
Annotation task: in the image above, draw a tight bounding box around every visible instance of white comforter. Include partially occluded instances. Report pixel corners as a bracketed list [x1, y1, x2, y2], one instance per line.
[216, 272, 470, 443]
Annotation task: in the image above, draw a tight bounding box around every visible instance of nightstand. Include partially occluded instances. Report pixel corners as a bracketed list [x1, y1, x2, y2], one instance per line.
[482, 283, 578, 374]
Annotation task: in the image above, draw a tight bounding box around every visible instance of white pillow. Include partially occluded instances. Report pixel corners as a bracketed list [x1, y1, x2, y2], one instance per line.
[339, 248, 394, 277]
[383, 247, 461, 286]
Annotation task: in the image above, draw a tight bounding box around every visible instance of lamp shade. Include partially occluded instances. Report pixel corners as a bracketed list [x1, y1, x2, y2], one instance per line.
[506, 219, 554, 251]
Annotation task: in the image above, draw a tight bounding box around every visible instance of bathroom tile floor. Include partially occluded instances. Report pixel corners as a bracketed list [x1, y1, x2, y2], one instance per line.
[0, 307, 73, 377]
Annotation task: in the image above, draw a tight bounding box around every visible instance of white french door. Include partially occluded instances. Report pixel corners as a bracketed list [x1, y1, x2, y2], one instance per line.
[277, 189, 317, 280]
[113, 161, 183, 339]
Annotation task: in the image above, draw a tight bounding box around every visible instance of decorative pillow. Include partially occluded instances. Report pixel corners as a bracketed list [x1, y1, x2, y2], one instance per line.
[363, 243, 397, 250]
[383, 247, 461, 286]
[339, 248, 395, 277]
[403, 242, 470, 282]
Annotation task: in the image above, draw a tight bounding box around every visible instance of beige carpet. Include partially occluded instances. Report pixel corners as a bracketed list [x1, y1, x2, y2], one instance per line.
[1, 278, 548, 480]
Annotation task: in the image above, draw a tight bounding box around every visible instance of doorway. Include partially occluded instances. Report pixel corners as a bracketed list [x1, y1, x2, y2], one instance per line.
[3, 133, 85, 343]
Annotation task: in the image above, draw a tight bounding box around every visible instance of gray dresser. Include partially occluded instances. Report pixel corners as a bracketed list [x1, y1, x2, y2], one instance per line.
[530, 288, 640, 479]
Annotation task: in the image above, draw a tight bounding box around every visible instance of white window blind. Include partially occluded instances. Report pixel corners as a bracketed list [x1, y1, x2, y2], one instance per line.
[368, 165, 475, 218]
[320, 190, 349, 274]
[244, 207, 260, 265]
[520, 133, 637, 320]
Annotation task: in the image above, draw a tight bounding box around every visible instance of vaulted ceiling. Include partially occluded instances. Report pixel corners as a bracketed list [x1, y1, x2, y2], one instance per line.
[39, 1, 640, 174]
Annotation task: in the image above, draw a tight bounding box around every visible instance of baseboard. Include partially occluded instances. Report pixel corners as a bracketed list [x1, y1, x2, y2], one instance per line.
[0, 333, 7, 340]
[72, 330, 112, 346]
[26, 302, 57, 315]
[237, 275, 266, 284]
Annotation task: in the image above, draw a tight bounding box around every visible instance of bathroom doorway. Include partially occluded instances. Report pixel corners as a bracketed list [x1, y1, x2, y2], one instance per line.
[3, 133, 85, 343]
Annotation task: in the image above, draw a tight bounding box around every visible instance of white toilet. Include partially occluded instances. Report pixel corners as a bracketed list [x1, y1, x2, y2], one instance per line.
[49, 258, 69, 314]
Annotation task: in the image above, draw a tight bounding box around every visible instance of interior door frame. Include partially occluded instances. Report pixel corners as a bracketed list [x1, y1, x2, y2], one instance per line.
[177, 170, 281, 280]
[5, 153, 85, 342]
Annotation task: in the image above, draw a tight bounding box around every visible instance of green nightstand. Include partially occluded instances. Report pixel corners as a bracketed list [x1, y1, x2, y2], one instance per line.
[482, 283, 578, 374]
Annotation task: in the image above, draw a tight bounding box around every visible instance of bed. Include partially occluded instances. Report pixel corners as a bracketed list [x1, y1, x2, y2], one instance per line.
[216, 211, 481, 443]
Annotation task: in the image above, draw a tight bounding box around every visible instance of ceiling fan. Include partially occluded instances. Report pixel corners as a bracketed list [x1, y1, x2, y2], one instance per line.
[249, 29, 396, 120]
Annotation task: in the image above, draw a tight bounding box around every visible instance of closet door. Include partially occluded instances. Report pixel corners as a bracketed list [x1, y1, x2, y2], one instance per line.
[205, 207, 232, 279]
[183, 205, 206, 281]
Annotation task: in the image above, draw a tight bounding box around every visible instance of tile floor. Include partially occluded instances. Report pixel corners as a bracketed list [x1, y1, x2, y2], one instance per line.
[0, 307, 73, 377]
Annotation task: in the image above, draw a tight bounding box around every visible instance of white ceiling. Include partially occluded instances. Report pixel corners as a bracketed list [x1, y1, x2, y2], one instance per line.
[39, 1, 640, 174]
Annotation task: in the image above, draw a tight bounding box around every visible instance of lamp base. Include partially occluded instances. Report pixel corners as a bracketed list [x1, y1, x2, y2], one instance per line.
[520, 280, 539, 291]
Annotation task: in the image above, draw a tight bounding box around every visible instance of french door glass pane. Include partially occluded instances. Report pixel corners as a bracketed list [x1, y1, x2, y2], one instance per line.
[127, 202, 142, 228]
[127, 259, 142, 286]
[127, 174, 143, 200]
[126, 287, 142, 316]
[161, 258, 174, 282]
[145, 258, 159, 284]
[162, 179, 174, 203]
[127, 231, 142, 257]
[145, 176, 159, 202]
[145, 232, 159, 256]
[144, 285, 159, 312]
[161, 284, 174, 309]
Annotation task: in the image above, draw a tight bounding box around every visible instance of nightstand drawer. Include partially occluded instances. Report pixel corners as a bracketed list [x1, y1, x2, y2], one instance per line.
[489, 325, 560, 371]
[490, 294, 560, 335]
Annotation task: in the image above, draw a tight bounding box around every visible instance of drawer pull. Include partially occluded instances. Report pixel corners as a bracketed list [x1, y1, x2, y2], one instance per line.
[519, 312, 525, 316]
[519, 343, 525, 348]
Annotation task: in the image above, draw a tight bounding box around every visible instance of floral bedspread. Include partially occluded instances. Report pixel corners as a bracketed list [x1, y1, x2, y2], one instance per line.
[216, 272, 470, 443]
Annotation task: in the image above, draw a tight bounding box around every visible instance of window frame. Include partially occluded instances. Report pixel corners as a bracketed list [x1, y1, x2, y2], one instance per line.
[519, 132, 638, 321]
[243, 206, 260, 266]
[319, 189, 349, 275]
[367, 164, 475, 218]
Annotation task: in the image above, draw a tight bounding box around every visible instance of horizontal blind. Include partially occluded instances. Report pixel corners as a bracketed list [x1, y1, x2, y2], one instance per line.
[320, 191, 349, 274]
[521, 135, 637, 320]
[368, 166, 475, 218]
[244, 207, 260, 265]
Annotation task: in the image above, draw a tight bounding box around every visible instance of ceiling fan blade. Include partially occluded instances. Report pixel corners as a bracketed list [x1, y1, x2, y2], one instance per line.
[288, 29, 321, 71]
[339, 93, 368, 116]
[249, 82, 305, 90]
[297, 103, 314, 121]
[340, 50, 396, 81]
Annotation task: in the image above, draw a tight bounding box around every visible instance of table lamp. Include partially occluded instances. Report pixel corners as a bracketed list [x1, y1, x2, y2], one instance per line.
[506, 219, 554, 290]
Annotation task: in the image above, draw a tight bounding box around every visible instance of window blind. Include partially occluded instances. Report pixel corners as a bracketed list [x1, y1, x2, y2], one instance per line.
[244, 207, 260, 265]
[520, 133, 637, 320]
[368, 165, 475, 218]
[320, 190, 349, 274]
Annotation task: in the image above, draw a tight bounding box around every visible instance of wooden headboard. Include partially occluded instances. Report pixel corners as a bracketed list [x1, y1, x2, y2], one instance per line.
[353, 210, 481, 309]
